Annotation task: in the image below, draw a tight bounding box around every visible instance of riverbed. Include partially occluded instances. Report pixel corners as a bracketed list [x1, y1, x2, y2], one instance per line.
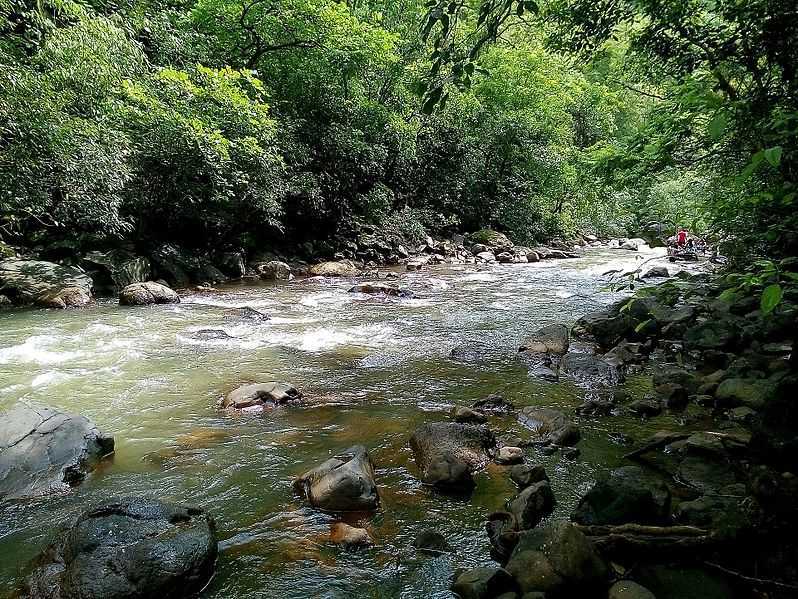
[0, 248, 702, 598]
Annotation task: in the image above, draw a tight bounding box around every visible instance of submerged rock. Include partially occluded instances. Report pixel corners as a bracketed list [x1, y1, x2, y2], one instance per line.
[36, 286, 92, 309]
[453, 405, 488, 424]
[505, 521, 608, 596]
[517, 407, 580, 446]
[25, 498, 217, 599]
[409, 422, 496, 491]
[222, 306, 269, 321]
[1, 404, 113, 501]
[571, 466, 671, 526]
[472, 394, 515, 414]
[507, 480, 556, 530]
[561, 352, 625, 386]
[510, 463, 549, 489]
[330, 522, 371, 547]
[519, 324, 570, 355]
[119, 281, 180, 306]
[412, 529, 451, 555]
[451, 567, 518, 599]
[349, 282, 411, 297]
[222, 382, 302, 412]
[294, 445, 379, 511]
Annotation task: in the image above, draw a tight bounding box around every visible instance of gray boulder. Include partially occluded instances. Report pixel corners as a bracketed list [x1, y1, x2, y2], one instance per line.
[572, 309, 632, 350]
[349, 282, 411, 297]
[451, 567, 518, 599]
[222, 382, 302, 412]
[560, 352, 625, 386]
[508, 480, 556, 529]
[119, 281, 180, 306]
[520, 324, 570, 355]
[1, 404, 113, 501]
[510, 463, 549, 489]
[294, 445, 379, 511]
[0, 259, 93, 307]
[257, 260, 291, 280]
[571, 466, 671, 526]
[151, 243, 227, 286]
[25, 498, 217, 599]
[308, 260, 359, 277]
[84, 250, 150, 292]
[518, 408, 580, 446]
[409, 422, 496, 491]
[505, 521, 608, 596]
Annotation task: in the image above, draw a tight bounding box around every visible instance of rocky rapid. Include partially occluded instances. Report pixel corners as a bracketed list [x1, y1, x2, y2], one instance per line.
[2, 245, 793, 598]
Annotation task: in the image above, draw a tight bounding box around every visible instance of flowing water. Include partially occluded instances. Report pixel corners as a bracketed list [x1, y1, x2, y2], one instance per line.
[0, 248, 700, 598]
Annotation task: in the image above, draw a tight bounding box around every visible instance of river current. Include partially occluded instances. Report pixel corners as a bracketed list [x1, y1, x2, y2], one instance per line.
[1, 247, 694, 598]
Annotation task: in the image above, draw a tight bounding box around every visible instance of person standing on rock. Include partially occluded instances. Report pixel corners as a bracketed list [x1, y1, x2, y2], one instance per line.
[677, 227, 688, 247]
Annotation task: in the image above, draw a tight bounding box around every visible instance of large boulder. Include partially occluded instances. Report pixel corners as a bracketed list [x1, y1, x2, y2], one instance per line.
[222, 382, 302, 413]
[508, 480, 556, 530]
[520, 324, 570, 355]
[505, 521, 608, 596]
[83, 250, 151, 292]
[294, 445, 379, 511]
[715, 377, 773, 409]
[572, 309, 632, 350]
[1, 404, 113, 501]
[349, 282, 411, 297]
[517, 408, 580, 446]
[25, 498, 217, 599]
[256, 260, 291, 280]
[571, 466, 671, 526]
[684, 318, 739, 350]
[468, 229, 514, 251]
[151, 244, 227, 287]
[308, 260, 359, 277]
[0, 259, 93, 307]
[560, 352, 625, 386]
[119, 281, 180, 306]
[409, 422, 496, 491]
[608, 580, 657, 599]
[451, 567, 518, 599]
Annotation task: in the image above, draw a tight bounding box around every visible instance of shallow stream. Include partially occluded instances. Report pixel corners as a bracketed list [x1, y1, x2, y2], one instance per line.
[1, 248, 701, 598]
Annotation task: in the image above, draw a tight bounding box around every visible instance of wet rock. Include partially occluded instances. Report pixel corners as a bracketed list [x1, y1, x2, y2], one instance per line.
[496, 447, 524, 465]
[222, 306, 269, 321]
[36, 286, 92, 309]
[520, 324, 570, 355]
[655, 383, 689, 409]
[652, 367, 699, 394]
[453, 406, 488, 424]
[25, 498, 217, 599]
[476, 251, 497, 263]
[85, 251, 153, 293]
[486, 511, 521, 562]
[294, 445, 379, 511]
[576, 399, 615, 416]
[518, 408, 580, 446]
[619, 238, 647, 251]
[469, 230, 514, 251]
[715, 377, 772, 409]
[257, 260, 291, 280]
[505, 521, 608, 596]
[222, 382, 302, 412]
[0, 294, 11, 308]
[561, 447, 580, 460]
[510, 464, 549, 489]
[642, 266, 669, 279]
[497, 252, 514, 263]
[119, 281, 180, 306]
[571, 466, 671, 526]
[152, 243, 226, 286]
[473, 394, 515, 414]
[409, 422, 496, 491]
[677, 455, 737, 493]
[330, 522, 371, 547]
[451, 567, 518, 599]
[412, 529, 451, 555]
[189, 329, 232, 341]
[349, 282, 411, 297]
[219, 250, 246, 279]
[561, 352, 625, 386]
[308, 260, 359, 277]
[0, 259, 93, 306]
[608, 580, 656, 599]
[684, 318, 739, 350]
[628, 399, 662, 417]
[1, 404, 114, 502]
[508, 480, 556, 530]
[674, 491, 750, 532]
[572, 310, 632, 350]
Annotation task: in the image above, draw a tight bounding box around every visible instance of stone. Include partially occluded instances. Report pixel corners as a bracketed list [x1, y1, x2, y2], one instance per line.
[453, 406, 488, 424]
[308, 260, 359, 277]
[628, 399, 662, 417]
[642, 266, 669, 279]
[684, 318, 739, 350]
[655, 383, 689, 409]
[497, 252, 514, 263]
[330, 522, 371, 547]
[25, 498, 217, 599]
[294, 446, 379, 511]
[409, 422, 496, 491]
[505, 522, 608, 596]
[508, 481, 556, 530]
[451, 567, 518, 599]
[572, 309, 632, 350]
[119, 281, 180, 306]
[222, 382, 302, 412]
[349, 282, 410, 297]
[473, 394, 515, 414]
[0, 294, 11, 308]
[510, 464, 549, 489]
[571, 466, 671, 526]
[412, 529, 451, 555]
[715, 377, 772, 409]
[560, 352, 625, 386]
[608, 580, 657, 599]
[222, 306, 269, 321]
[486, 511, 521, 562]
[257, 260, 291, 280]
[496, 447, 524, 465]
[1, 404, 114, 501]
[476, 251, 497, 263]
[469, 229, 514, 250]
[518, 408, 580, 446]
[218, 251, 246, 278]
[520, 324, 570, 355]
[561, 447, 580, 460]
[151, 243, 226, 286]
[84, 250, 151, 292]
[0, 259, 93, 306]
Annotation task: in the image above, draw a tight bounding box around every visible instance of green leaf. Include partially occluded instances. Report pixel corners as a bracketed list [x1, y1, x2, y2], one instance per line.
[707, 113, 726, 140]
[760, 284, 783, 314]
[718, 288, 738, 302]
[764, 146, 782, 167]
[634, 318, 653, 333]
[422, 86, 443, 114]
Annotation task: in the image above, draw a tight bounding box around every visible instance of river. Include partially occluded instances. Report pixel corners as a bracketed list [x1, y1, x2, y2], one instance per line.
[1, 247, 694, 598]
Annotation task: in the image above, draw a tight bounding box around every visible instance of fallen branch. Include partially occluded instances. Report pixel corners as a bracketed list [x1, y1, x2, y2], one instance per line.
[704, 561, 798, 592]
[575, 523, 715, 556]
[623, 432, 690, 460]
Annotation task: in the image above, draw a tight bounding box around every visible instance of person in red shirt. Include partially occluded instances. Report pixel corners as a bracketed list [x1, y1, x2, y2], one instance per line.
[677, 228, 688, 246]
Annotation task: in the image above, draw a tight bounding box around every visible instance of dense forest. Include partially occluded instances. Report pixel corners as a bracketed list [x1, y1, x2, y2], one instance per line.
[2, 0, 794, 265]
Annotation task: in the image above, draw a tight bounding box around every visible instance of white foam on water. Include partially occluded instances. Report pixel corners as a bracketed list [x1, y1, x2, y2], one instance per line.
[461, 272, 496, 282]
[0, 335, 84, 366]
[31, 370, 73, 388]
[298, 291, 352, 308]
